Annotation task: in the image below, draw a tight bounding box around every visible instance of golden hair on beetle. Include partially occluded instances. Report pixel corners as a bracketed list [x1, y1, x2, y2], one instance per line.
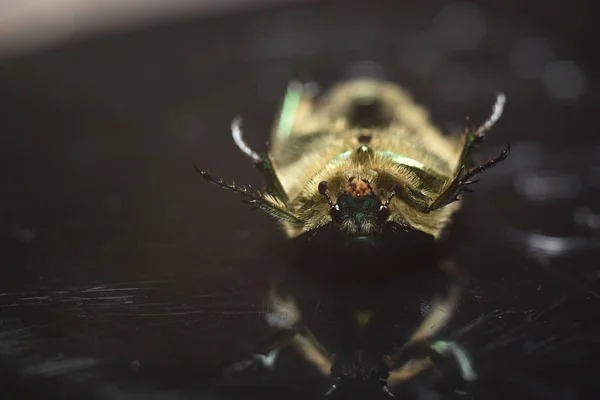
[196, 78, 509, 240]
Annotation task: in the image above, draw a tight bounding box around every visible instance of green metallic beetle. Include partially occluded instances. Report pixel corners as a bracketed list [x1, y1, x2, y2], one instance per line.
[197, 79, 509, 241]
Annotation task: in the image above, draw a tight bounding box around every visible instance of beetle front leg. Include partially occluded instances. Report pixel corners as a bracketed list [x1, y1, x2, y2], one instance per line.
[426, 142, 510, 212]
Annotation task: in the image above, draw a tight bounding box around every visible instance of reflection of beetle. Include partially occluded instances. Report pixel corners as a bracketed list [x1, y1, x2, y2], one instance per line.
[196, 79, 509, 245]
[224, 257, 476, 398]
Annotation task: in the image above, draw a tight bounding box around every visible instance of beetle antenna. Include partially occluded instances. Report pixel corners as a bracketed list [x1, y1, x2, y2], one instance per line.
[318, 181, 334, 208]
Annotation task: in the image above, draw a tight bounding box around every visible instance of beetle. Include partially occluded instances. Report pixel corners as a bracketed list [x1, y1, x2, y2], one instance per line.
[196, 79, 509, 244]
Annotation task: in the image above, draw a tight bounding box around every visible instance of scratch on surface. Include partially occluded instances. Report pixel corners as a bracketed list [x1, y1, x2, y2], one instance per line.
[1, 280, 261, 326]
[527, 296, 568, 322]
[81, 286, 149, 293]
[20, 357, 101, 377]
[0, 291, 37, 296]
[19, 296, 50, 301]
[104, 309, 261, 317]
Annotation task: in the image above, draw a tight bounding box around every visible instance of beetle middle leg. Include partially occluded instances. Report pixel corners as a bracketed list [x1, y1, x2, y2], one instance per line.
[423, 93, 510, 212]
[385, 261, 474, 387]
[223, 282, 333, 377]
[230, 116, 290, 202]
[426, 142, 510, 212]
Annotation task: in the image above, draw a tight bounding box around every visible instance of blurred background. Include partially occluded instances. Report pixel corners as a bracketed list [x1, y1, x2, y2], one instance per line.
[1, 0, 598, 399]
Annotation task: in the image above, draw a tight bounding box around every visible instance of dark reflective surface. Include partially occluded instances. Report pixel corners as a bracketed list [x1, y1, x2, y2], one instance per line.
[1, 1, 599, 399]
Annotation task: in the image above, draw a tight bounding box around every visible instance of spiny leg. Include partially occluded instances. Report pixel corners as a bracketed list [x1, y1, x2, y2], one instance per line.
[430, 340, 476, 382]
[194, 166, 303, 224]
[289, 328, 334, 377]
[406, 284, 462, 345]
[427, 143, 510, 212]
[386, 339, 476, 389]
[223, 329, 297, 374]
[457, 93, 506, 171]
[223, 284, 303, 375]
[266, 283, 333, 376]
[223, 288, 333, 378]
[385, 279, 462, 369]
[386, 263, 471, 386]
[223, 326, 333, 377]
[230, 117, 289, 202]
[425, 93, 509, 212]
